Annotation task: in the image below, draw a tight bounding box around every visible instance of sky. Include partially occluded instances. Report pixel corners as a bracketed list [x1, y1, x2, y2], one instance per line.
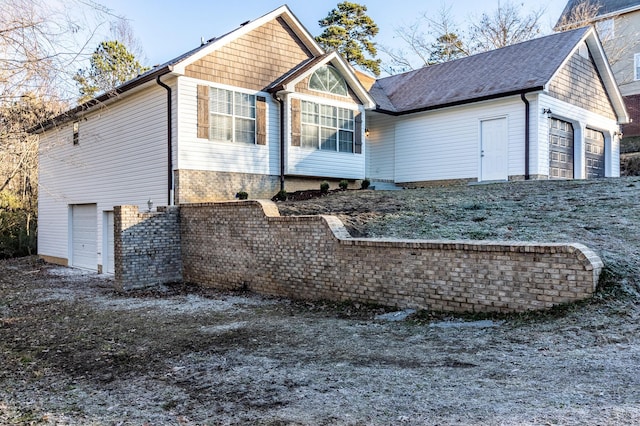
[98, 0, 568, 71]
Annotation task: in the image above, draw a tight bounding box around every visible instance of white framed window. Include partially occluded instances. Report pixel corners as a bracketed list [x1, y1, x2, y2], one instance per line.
[635, 53, 640, 81]
[300, 100, 355, 152]
[309, 66, 348, 96]
[209, 87, 256, 144]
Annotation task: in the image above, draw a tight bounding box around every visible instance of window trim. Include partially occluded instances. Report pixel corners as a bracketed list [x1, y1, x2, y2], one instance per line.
[300, 100, 356, 153]
[208, 86, 257, 144]
[309, 65, 349, 97]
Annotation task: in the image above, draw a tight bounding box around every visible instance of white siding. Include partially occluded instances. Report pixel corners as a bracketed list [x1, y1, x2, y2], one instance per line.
[285, 94, 366, 179]
[389, 97, 526, 183]
[536, 93, 621, 178]
[176, 77, 280, 175]
[365, 112, 395, 181]
[38, 82, 171, 268]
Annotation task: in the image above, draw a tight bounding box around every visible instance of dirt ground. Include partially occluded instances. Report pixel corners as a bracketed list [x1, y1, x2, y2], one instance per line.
[2, 178, 640, 425]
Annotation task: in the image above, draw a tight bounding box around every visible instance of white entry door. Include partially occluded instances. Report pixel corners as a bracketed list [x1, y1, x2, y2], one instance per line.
[104, 211, 115, 274]
[71, 204, 97, 270]
[480, 118, 508, 181]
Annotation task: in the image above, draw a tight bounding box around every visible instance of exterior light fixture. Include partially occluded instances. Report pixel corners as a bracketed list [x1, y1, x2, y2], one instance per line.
[542, 108, 552, 117]
[365, 128, 370, 138]
[147, 199, 153, 212]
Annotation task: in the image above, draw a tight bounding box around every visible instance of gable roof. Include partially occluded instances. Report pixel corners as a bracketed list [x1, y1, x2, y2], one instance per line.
[370, 26, 629, 123]
[33, 5, 374, 133]
[556, 0, 640, 29]
[266, 51, 375, 108]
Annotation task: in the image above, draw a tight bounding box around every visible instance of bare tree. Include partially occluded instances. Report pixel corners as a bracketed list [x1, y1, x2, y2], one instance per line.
[380, 1, 543, 74]
[554, 0, 601, 31]
[379, 5, 468, 73]
[0, 0, 123, 256]
[468, 0, 544, 52]
[554, 0, 640, 85]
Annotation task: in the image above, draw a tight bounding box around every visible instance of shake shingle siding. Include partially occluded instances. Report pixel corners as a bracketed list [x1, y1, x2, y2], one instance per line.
[549, 50, 617, 120]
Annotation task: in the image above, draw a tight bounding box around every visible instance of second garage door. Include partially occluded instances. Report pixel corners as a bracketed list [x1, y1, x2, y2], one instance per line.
[549, 118, 574, 179]
[71, 204, 97, 270]
[585, 128, 605, 178]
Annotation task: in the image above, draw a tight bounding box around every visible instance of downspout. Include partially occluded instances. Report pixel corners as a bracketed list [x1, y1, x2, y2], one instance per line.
[156, 74, 174, 205]
[272, 93, 285, 191]
[520, 92, 530, 180]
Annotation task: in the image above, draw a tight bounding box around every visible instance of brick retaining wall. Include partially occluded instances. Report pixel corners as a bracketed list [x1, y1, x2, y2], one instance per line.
[114, 205, 182, 291]
[178, 200, 603, 313]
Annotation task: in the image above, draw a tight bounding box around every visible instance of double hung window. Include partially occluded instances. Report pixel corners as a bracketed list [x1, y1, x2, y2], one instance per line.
[301, 100, 354, 153]
[209, 87, 256, 144]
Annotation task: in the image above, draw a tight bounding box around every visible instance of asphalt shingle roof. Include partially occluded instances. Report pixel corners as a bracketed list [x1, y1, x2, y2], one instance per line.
[557, 0, 640, 26]
[370, 27, 590, 114]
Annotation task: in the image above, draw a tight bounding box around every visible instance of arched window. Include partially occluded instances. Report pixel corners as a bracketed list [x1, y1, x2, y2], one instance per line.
[309, 66, 348, 96]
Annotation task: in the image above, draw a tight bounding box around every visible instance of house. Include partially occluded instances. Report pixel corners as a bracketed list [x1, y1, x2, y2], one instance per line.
[366, 26, 628, 186]
[34, 6, 374, 272]
[556, 0, 640, 137]
[33, 6, 627, 273]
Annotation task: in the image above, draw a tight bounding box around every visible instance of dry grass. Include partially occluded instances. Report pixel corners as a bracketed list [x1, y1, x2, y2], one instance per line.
[1, 177, 640, 425]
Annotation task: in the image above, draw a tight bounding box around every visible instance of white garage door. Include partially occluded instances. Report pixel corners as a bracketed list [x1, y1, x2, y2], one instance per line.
[104, 211, 115, 274]
[71, 204, 97, 270]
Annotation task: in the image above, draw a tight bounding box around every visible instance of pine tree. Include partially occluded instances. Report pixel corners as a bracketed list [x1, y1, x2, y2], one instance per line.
[74, 41, 149, 103]
[316, 2, 381, 76]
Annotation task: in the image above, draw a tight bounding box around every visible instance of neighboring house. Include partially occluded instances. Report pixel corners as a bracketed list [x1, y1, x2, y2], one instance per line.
[33, 6, 627, 273]
[366, 26, 628, 186]
[556, 0, 640, 136]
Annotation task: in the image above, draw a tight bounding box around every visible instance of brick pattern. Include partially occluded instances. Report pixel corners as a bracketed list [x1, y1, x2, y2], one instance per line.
[185, 17, 313, 91]
[179, 201, 603, 313]
[114, 205, 182, 291]
[549, 51, 616, 120]
[175, 170, 281, 202]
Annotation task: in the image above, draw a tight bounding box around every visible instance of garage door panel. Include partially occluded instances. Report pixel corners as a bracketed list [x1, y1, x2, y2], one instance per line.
[585, 128, 605, 179]
[71, 204, 97, 270]
[549, 118, 574, 180]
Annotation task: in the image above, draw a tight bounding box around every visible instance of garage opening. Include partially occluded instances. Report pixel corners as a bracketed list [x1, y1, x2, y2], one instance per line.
[104, 211, 115, 274]
[585, 128, 605, 178]
[549, 118, 574, 179]
[71, 204, 97, 270]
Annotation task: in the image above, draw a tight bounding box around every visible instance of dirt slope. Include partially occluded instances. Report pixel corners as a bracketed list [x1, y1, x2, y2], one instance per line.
[1, 177, 640, 425]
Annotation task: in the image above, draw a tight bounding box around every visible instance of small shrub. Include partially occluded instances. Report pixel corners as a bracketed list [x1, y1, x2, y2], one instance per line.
[620, 136, 640, 154]
[621, 154, 640, 176]
[360, 179, 371, 190]
[235, 191, 248, 200]
[320, 181, 330, 194]
[339, 180, 349, 190]
[274, 189, 288, 201]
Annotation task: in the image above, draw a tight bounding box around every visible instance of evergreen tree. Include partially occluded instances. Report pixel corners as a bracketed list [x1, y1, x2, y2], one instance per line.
[316, 2, 381, 76]
[428, 32, 468, 64]
[74, 41, 149, 103]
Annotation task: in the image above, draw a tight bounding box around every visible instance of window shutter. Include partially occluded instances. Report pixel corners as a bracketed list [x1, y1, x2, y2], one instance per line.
[354, 111, 363, 154]
[291, 98, 301, 147]
[197, 85, 209, 139]
[256, 96, 267, 145]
